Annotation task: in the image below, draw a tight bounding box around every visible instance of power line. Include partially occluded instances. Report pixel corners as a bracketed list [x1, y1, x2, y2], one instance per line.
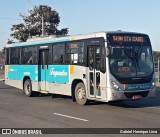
[0, 18, 22, 20]
[0, 32, 10, 37]
[26, 0, 34, 7]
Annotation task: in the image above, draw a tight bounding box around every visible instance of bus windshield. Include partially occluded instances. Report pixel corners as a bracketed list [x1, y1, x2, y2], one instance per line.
[109, 44, 153, 78]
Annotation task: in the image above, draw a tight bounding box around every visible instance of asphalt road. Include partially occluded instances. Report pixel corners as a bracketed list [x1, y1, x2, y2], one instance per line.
[0, 81, 160, 136]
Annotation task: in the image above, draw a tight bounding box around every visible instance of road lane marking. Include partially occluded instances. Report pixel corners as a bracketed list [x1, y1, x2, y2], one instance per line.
[53, 113, 89, 122]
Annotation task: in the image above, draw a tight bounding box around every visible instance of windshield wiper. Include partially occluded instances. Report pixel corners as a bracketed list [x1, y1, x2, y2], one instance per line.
[137, 43, 144, 58]
[134, 43, 144, 71]
[119, 43, 133, 59]
[120, 43, 142, 72]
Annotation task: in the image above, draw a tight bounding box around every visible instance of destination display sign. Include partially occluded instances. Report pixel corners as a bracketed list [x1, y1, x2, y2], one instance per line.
[113, 36, 144, 42]
[108, 34, 149, 43]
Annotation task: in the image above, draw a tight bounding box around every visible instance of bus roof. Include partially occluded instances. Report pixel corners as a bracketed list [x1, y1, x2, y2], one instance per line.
[6, 31, 148, 48]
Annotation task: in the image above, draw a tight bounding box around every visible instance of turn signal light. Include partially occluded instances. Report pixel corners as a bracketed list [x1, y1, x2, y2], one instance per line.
[124, 84, 128, 89]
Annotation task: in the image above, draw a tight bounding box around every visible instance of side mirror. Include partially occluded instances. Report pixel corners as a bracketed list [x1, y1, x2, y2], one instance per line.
[106, 47, 110, 57]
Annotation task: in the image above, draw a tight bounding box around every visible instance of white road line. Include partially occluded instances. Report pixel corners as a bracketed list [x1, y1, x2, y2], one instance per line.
[53, 113, 89, 122]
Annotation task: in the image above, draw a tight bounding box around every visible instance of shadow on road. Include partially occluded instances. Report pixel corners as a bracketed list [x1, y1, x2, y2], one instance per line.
[46, 93, 160, 109]
[22, 92, 160, 109]
[1, 80, 160, 108]
[87, 93, 160, 108]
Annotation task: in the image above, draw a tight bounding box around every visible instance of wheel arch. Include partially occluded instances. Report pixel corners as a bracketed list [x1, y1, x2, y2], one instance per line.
[71, 79, 85, 102]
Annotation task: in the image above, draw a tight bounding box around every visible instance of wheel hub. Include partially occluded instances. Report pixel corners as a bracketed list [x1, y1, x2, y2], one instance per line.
[77, 88, 85, 100]
[26, 84, 30, 93]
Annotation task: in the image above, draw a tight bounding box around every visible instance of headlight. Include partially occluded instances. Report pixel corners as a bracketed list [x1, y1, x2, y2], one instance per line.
[111, 81, 122, 91]
[151, 81, 156, 89]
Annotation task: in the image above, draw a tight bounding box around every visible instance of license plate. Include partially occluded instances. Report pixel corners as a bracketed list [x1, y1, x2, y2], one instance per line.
[132, 95, 142, 100]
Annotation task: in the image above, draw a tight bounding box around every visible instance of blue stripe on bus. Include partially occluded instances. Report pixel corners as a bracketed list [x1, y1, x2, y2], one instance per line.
[7, 65, 152, 90]
[47, 65, 69, 83]
[123, 83, 152, 91]
[7, 65, 38, 81]
[7, 65, 70, 84]
[11, 38, 70, 47]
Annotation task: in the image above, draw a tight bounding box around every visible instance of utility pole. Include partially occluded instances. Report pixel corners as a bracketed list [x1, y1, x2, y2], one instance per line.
[42, 15, 44, 37]
[39, 5, 47, 37]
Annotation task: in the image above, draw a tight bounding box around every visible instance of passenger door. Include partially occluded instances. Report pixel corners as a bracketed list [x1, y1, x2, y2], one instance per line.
[87, 45, 101, 98]
[39, 49, 49, 91]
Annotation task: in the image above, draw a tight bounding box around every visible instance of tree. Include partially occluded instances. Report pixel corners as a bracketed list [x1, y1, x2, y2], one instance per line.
[7, 39, 14, 44]
[0, 49, 5, 64]
[153, 51, 160, 61]
[2, 47, 5, 55]
[10, 5, 69, 42]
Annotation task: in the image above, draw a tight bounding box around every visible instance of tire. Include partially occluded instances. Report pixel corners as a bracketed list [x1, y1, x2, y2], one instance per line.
[75, 83, 88, 105]
[24, 79, 34, 97]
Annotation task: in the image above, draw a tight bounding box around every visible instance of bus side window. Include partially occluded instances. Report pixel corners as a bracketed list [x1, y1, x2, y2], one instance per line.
[10, 48, 20, 64]
[96, 47, 100, 70]
[53, 44, 65, 64]
[78, 45, 84, 63]
[65, 42, 84, 64]
[5, 48, 10, 65]
[88, 47, 94, 70]
[21, 46, 37, 65]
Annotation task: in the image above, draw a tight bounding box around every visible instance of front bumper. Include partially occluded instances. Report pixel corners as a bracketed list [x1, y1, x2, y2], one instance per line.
[106, 87, 156, 102]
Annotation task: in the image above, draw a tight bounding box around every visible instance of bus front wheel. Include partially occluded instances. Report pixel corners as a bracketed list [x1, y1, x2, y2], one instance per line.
[24, 79, 33, 97]
[75, 83, 88, 105]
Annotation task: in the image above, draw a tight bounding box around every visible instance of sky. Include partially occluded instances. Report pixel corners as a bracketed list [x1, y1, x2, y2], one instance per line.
[0, 0, 160, 50]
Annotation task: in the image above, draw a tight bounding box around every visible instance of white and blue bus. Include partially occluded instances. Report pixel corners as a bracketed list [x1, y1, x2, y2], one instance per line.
[5, 31, 156, 105]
